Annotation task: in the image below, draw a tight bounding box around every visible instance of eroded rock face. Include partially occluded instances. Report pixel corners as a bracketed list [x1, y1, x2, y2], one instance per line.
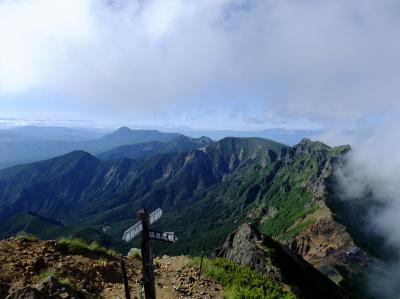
[288, 217, 354, 263]
[279, 140, 355, 268]
[217, 223, 357, 299]
[216, 223, 283, 282]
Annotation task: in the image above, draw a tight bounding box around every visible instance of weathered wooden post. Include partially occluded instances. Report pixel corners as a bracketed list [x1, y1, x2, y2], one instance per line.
[120, 258, 131, 299]
[137, 209, 156, 299]
[198, 240, 206, 279]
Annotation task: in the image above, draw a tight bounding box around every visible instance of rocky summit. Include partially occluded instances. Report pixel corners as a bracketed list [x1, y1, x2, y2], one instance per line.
[0, 237, 223, 299]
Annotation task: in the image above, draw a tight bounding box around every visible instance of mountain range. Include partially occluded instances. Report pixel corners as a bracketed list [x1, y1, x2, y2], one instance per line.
[0, 126, 180, 169]
[0, 127, 387, 298]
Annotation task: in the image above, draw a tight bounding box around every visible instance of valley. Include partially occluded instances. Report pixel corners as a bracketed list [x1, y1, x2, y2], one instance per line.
[0, 127, 386, 298]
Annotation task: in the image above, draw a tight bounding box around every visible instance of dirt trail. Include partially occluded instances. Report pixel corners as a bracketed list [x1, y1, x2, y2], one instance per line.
[154, 256, 223, 299]
[102, 256, 223, 298]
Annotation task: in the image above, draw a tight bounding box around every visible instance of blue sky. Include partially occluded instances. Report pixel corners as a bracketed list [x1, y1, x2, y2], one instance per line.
[0, 0, 399, 139]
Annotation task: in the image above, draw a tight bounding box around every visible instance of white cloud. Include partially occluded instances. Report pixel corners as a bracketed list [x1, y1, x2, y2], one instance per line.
[0, 0, 94, 92]
[1, 0, 399, 126]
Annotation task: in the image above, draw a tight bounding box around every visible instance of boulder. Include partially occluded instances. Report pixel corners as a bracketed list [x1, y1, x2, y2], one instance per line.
[5, 286, 46, 299]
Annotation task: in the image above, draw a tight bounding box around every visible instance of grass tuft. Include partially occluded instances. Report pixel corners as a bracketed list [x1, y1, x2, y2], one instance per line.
[59, 277, 74, 288]
[35, 269, 75, 289]
[189, 257, 298, 299]
[15, 231, 38, 241]
[35, 269, 58, 282]
[127, 248, 141, 260]
[57, 237, 117, 257]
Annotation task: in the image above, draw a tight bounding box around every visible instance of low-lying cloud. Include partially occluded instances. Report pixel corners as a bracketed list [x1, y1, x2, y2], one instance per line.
[328, 119, 400, 298]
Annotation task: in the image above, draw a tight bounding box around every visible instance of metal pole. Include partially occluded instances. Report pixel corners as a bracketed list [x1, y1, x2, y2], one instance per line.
[138, 209, 156, 299]
[198, 240, 206, 279]
[120, 258, 131, 299]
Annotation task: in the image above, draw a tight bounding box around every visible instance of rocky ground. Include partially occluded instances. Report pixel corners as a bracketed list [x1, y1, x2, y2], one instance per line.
[0, 238, 222, 298]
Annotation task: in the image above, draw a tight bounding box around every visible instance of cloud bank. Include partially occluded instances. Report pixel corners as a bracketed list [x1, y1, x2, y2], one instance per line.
[329, 118, 400, 298]
[1, 0, 400, 127]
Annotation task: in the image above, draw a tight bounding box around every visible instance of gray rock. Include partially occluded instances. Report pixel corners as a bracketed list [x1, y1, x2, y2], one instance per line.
[216, 223, 283, 282]
[36, 275, 81, 298]
[5, 286, 46, 299]
[36, 275, 59, 295]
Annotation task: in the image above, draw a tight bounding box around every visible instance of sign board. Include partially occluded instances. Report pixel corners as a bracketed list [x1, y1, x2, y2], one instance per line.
[149, 208, 162, 225]
[122, 221, 143, 242]
[149, 231, 178, 243]
[122, 208, 162, 242]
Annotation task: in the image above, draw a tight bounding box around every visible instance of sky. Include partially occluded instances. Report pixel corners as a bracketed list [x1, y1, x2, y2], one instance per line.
[0, 0, 399, 134]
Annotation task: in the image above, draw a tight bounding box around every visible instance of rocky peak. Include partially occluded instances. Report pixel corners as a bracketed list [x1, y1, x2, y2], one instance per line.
[216, 223, 357, 299]
[215, 223, 271, 274]
[293, 139, 331, 155]
[195, 136, 213, 143]
[114, 126, 133, 134]
[298, 138, 313, 145]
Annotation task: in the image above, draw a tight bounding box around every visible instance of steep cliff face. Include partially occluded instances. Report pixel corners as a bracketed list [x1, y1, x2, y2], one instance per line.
[256, 139, 354, 259]
[217, 223, 357, 299]
[281, 141, 355, 265]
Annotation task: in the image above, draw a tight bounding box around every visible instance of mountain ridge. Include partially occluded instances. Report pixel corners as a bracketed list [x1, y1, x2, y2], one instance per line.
[98, 135, 213, 161]
[0, 127, 181, 170]
[0, 135, 372, 297]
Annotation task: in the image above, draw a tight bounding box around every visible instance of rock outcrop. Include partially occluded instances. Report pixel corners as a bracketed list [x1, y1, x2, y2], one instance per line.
[217, 223, 357, 299]
[216, 223, 283, 282]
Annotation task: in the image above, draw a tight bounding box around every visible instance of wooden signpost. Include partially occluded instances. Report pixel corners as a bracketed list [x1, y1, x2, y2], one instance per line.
[122, 208, 163, 242]
[122, 208, 177, 299]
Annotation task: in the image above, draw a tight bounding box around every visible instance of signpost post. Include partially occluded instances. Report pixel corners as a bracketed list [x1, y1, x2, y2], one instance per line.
[137, 209, 156, 299]
[198, 240, 206, 279]
[122, 208, 177, 299]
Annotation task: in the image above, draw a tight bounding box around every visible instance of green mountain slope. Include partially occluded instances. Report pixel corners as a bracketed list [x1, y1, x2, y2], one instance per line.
[0, 136, 375, 297]
[0, 212, 130, 252]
